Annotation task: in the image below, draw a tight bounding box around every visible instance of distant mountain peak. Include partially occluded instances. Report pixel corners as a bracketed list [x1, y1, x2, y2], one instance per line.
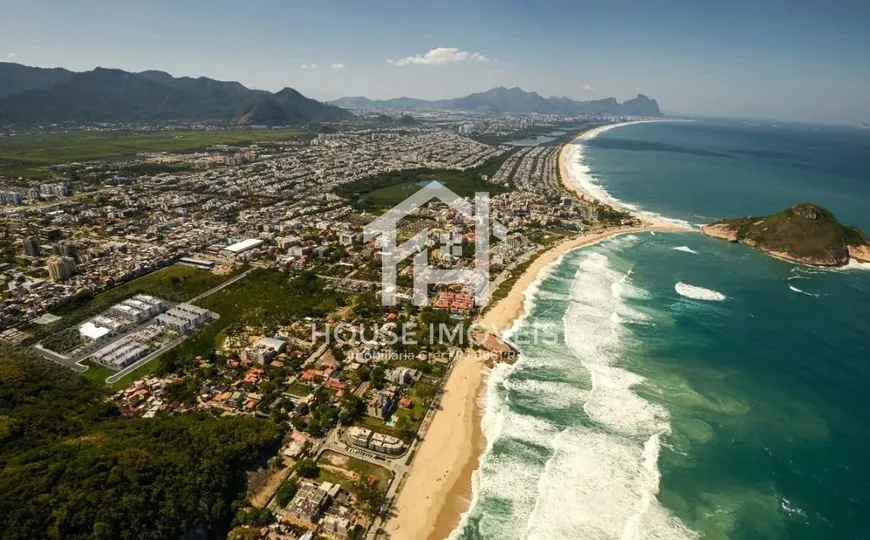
[0, 62, 354, 126]
[332, 86, 662, 116]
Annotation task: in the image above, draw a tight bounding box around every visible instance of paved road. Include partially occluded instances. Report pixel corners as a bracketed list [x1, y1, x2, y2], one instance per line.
[189, 267, 255, 302]
[32, 344, 88, 372]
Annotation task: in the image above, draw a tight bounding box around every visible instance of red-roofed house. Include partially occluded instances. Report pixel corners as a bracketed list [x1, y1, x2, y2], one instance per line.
[325, 379, 347, 391]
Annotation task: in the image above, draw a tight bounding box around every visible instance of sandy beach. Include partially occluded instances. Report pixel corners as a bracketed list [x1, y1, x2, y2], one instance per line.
[383, 350, 488, 540]
[384, 121, 693, 540]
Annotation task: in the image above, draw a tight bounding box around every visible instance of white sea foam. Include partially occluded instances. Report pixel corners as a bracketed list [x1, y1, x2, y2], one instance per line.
[673, 246, 698, 254]
[454, 246, 696, 540]
[834, 258, 870, 272]
[503, 378, 589, 410]
[789, 285, 820, 297]
[449, 361, 525, 540]
[501, 253, 565, 342]
[780, 497, 808, 519]
[519, 251, 696, 539]
[675, 282, 727, 302]
[565, 133, 698, 229]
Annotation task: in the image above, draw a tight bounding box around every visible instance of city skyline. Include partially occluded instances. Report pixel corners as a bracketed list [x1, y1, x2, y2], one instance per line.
[2, 0, 869, 124]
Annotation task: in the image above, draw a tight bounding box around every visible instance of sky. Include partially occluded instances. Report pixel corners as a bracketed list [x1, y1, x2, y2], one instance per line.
[1, 0, 869, 125]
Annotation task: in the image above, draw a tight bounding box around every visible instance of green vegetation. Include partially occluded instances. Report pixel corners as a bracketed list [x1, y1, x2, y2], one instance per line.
[27, 263, 234, 340]
[158, 270, 343, 374]
[286, 382, 313, 397]
[122, 162, 197, 176]
[841, 225, 869, 247]
[80, 360, 116, 387]
[315, 452, 390, 517]
[294, 458, 320, 479]
[594, 201, 633, 226]
[38, 326, 86, 354]
[469, 127, 567, 147]
[353, 477, 387, 515]
[305, 403, 340, 437]
[708, 203, 869, 266]
[0, 345, 284, 540]
[335, 150, 516, 211]
[231, 507, 274, 528]
[0, 129, 305, 179]
[320, 451, 391, 488]
[105, 360, 162, 390]
[275, 479, 300, 507]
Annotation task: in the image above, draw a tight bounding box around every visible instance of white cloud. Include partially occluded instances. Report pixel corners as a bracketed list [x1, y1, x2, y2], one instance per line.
[394, 47, 489, 67]
[331, 63, 346, 70]
[7, 52, 16, 59]
[300, 63, 318, 70]
[581, 84, 595, 91]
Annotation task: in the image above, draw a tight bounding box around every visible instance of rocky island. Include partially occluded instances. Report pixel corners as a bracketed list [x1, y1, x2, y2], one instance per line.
[702, 203, 870, 266]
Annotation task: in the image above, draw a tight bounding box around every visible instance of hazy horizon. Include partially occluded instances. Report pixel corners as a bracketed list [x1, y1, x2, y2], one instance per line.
[2, 0, 868, 125]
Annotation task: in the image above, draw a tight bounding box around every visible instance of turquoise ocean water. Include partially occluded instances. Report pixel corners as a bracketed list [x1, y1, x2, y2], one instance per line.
[451, 121, 870, 540]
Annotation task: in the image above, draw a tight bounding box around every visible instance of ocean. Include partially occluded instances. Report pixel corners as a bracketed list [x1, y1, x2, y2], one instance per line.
[451, 121, 870, 540]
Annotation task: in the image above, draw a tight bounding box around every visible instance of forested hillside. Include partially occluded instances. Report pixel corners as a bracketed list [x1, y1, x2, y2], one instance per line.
[0, 345, 283, 540]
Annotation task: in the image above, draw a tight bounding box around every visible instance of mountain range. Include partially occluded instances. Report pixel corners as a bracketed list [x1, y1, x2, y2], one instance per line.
[0, 62, 663, 125]
[0, 62, 354, 126]
[332, 86, 662, 116]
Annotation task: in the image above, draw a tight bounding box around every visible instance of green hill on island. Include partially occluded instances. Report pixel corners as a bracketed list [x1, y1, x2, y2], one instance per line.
[702, 203, 870, 266]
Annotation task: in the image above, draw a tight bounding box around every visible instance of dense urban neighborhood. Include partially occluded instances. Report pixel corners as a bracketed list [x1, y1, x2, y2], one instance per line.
[0, 98, 649, 540]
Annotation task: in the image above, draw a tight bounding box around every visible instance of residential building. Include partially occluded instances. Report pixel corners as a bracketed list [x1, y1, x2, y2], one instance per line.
[23, 236, 40, 257]
[286, 482, 328, 523]
[109, 295, 167, 322]
[155, 303, 212, 333]
[366, 387, 399, 419]
[387, 366, 420, 386]
[92, 336, 149, 370]
[242, 336, 286, 365]
[347, 426, 405, 455]
[47, 256, 77, 281]
[0, 191, 24, 205]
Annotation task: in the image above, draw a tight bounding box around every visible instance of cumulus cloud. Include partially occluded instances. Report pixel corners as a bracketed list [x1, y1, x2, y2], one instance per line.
[581, 83, 595, 91]
[7, 52, 16, 58]
[331, 63, 346, 70]
[300, 63, 317, 70]
[394, 47, 489, 66]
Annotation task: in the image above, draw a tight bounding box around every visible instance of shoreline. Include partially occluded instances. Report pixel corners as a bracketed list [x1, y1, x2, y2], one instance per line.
[383, 350, 488, 540]
[558, 119, 692, 229]
[384, 120, 693, 540]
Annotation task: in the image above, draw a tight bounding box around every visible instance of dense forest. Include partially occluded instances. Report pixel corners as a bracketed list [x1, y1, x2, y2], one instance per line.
[0, 345, 284, 540]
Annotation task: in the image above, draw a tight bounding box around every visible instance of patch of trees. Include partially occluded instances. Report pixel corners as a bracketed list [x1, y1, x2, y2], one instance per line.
[0, 345, 284, 540]
[275, 479, 300, 507]
[294, 459, 320, 479]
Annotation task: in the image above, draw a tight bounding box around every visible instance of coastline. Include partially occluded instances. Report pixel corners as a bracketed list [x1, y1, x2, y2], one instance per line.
[558, 119, 691, 228]
[489, 119, 694, 336]
[384, 120, 692, 540]
[383, 350, 488, 540]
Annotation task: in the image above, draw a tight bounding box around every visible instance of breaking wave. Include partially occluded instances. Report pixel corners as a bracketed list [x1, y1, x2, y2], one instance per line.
[452, 248, 698, 540]
[675, 282, 727, 302]
[789, 285, 820, 297]
[564, 126, 697, 229]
